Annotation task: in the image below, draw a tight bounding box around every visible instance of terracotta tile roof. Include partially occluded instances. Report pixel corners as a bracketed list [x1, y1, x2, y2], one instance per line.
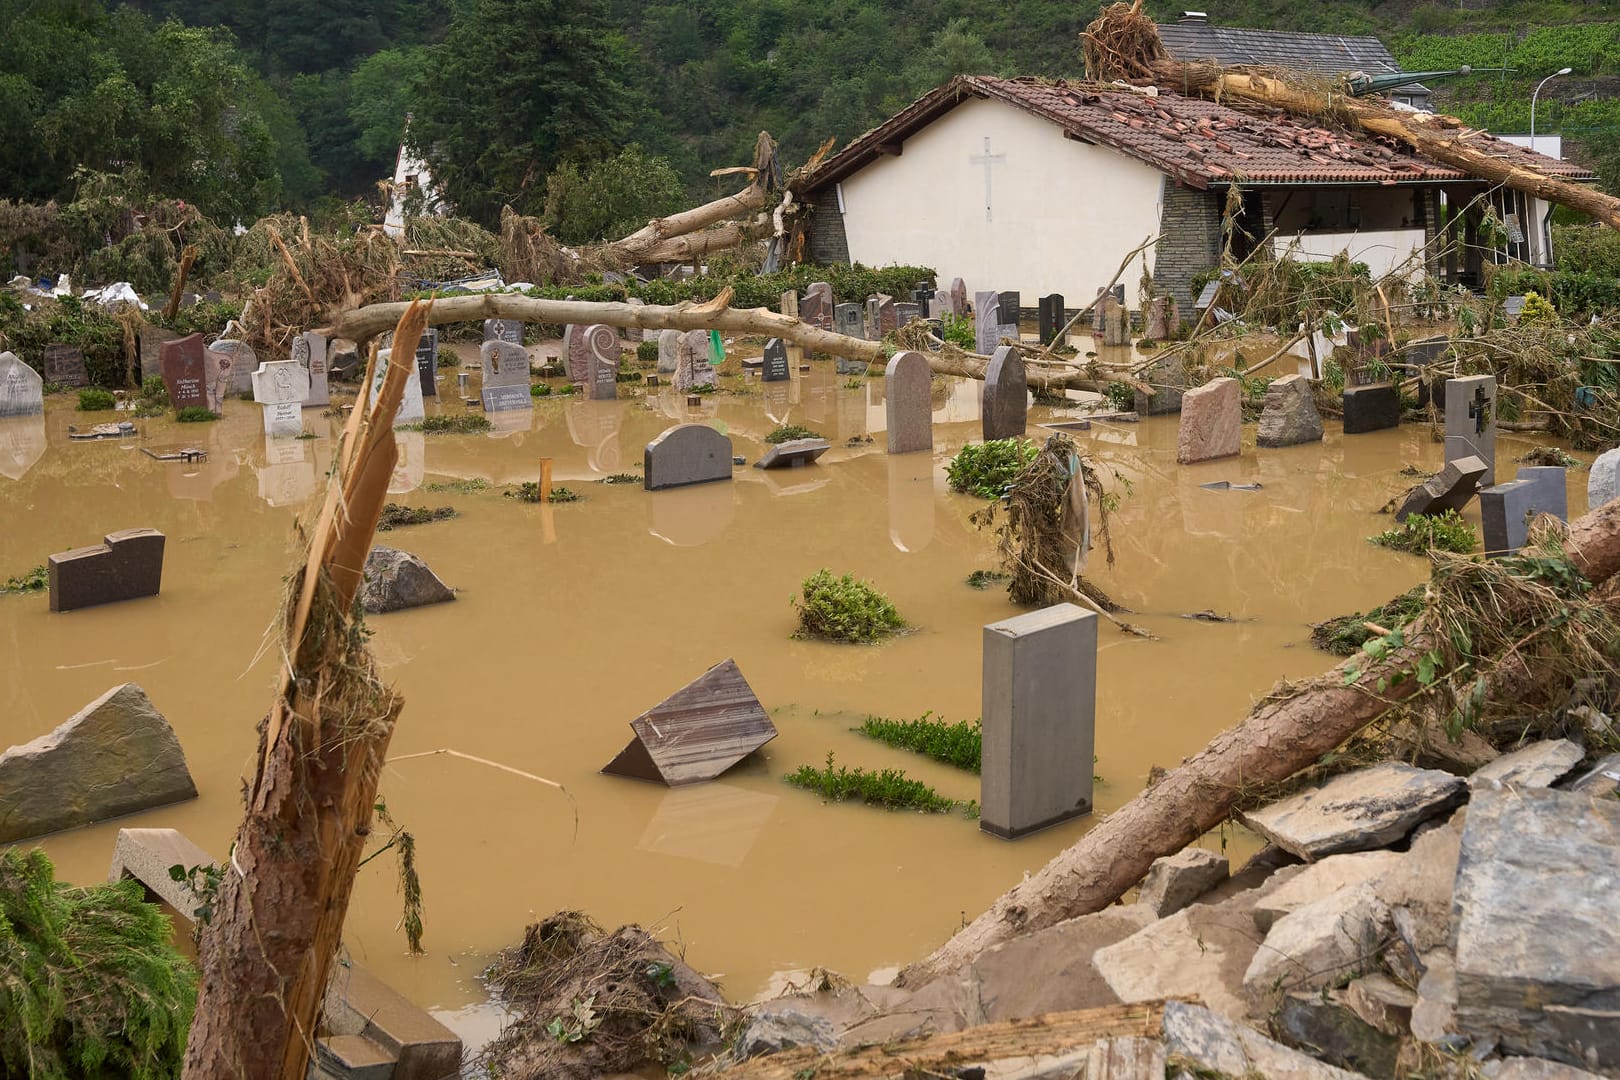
[800, 76, 1595, 193]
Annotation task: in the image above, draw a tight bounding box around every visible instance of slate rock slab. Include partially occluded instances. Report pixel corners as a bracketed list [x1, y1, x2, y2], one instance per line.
[1469, 739, 1584, 790]
[755, 437, 830, 470]
[1273, 990, 1401, 1077]
[1161, 1000, 1365, 1079]
[0, 683, 197, 843]
[1453, 786, 1620, 1069]
[360, 547, 455, 614]
[1244, 882, 1391, 1002]
[1177, 376, 1241, 464]
[1256, 374, 1323, 447]
[1239, 761, 1466, 860]
[1397, 454, 1488, 522]
[645, 423, 733, 490]
[1136, 846, 1228, 917]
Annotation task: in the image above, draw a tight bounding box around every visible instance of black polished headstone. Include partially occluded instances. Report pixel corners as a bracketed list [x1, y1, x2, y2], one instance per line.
[1038, 294, 1066, 345]
[762, 339, 789, 382]
[414, 328, 439, 397]
[1342, 383, 1400, 434]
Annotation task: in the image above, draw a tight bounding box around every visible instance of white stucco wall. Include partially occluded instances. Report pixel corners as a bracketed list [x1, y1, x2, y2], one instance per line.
[1273, 228, 1429, 280]
[836, 96, 1166, 305]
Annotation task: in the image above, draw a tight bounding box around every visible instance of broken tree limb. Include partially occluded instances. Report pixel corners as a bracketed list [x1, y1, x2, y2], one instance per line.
[600, 132, 780, 265]
[182, 303, 430, 1080]
[896, 494, 1620, 988]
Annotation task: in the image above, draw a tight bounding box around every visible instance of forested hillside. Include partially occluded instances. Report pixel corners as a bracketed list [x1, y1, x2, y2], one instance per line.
[3, 0, 1617, 236]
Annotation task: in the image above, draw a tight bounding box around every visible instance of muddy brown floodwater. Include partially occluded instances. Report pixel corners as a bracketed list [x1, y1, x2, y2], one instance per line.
[0, 338, 1588, 1036]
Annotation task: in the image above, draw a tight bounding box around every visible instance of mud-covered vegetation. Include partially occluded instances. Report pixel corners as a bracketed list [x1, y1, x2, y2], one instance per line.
[376, 504, 457, 531]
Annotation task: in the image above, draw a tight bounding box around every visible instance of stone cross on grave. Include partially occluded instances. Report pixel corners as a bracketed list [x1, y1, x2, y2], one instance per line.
[1470, 385, 1491, 436]
[969, 137, 1006, 222]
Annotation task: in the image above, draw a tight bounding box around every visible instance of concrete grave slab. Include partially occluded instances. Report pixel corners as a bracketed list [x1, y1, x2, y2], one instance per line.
[250, 359, 311, 438]
[602, 658, 776, 785]
[834, 302, 864, 340]
[1238, 762, 1466, 860]
[1481, 467, 1565, 557]
[1446, 374, 1498, 483]
[645, 423, 733, 490]
[291, 331, 330, 407]
[657, 328, 681, 373]
[755, 437, 831, 470]
[48, 528, 164, 612]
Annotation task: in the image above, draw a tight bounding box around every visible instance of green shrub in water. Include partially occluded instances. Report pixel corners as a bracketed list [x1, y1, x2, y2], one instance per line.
[531, 382, 551, 396]
[1, 565, 48, 594]
[786, 753, 964, 813]
[945, 438, 1038, 499]
[76, 387, 115, 411]
[793, 569, 906, 643]
[377, 504, 458, 530]
[858, 712, 982, 773]
[0, 848, 196, 1079]
[506, 483, 581, 503]
[175, 406, 219, 422]
[141, 375, 167, 401]
[1369, 509, 1477, 556]
[765, 424, 822, 444]
[1104, 380, 1136, 411]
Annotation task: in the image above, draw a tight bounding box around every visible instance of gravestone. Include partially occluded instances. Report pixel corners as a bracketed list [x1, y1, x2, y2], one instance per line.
[0, 352, 44, 417]
[998, 291, 1021, 336]
[801, 282, 833, 330]
[884, 350, 932, 454]
[1445, 374, 1498, 485]
[928, 295, 947, 320]
[624, 297, 651, 341]
[563, 324, 591, 385]
[755, 437, 831, 469]
[1396, 455, 1489, 521]
[949, 277, 968, 314]
[762, 339, 790, 382]
[980, 603, 1097, 839]
[911, 288, 932, 309]
[1480, 467, 1567, 557]
[480, 340, 533, 412]
[159, 334, 209, 410]
[585, 324, 621, 399]
[373, 348, 425, 426]
[290, 332, 330, 407]
[975, 291, 1018, 355]
[674, 330, 715, 392]
[982, 345, 1027, 441]
[1101, 296, 1130, 347]
[834, 303, 864, 340]
[657, 329, 682, 374]
[209, 340, 256, 395]
[1342, 384, 1401, 434]
[413, 328, 439, 397]
[894, 302, 921, 329]
[644, 423, 733, 490]
[1039, 294, 1066, 345]
[1590, 448, 1620, 510]
[601, 659, 776, 785]
[249, 360, 310, 438]
[867, 294, 897, 339]
[48, 529, 165, 612]
[42, 343, 88, 387]
[1177, 377, 1241, 464]
[138, 325, 179, 381]
[1255, 374, 1323, 447]
[483, 318, 524, 345]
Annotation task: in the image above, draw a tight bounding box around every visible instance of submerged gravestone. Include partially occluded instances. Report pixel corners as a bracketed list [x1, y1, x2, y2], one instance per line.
[982, 345, 1027, 441]
[43, 343, 88, 387]
[1038, 293, 1066, 345]
[1591, 448, 1620, 510]
[1255, 374, 1322, 447]
[0, 351, 44, 417]
[975, 291, 1019, 354]
[1480, 466, 1567, 557]
[674, 330, 714, 392]
[755, 438, 830, 470]
[1177, 377, 1241, 464]
[981, 603, 1097, 839]
[48, 528, 165, 612]
[413, 328, 439, 397]
[0, 683, 197, 843]
[601, 658, 776, 785]
[480, 340, 532, 412]
[645, 423, 733, 490]
[801, 282, 833, 330]
[1396, 454, 1488, 521]
[657, 328, 682, 374]
[159, 334, 208, 410]
[360, 547, 455, 614]
[249, 360, 310, 438]
[1446, 374, 1498, 484]
[885, 350, 932, 454]
[762, 339, 789, 382]
[373, 348, 425, 426]
[483, 318, 524, 345]
[1342, 383, 1401, 434]
[834, 303, 864, 340]
[290, 331, 330, 407]
[585, 324, 620, 400]
[563, 324, 590, 385]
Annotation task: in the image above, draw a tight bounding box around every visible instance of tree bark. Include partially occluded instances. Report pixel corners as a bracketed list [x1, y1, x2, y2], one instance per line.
[600, 131, 779, 265]
[182, 303, 430, 1080]
[897, 495, 1620, 988]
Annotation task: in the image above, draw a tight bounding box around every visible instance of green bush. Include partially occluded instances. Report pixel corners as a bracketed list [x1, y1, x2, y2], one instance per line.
[76, 387, 115, 411]
[858, 713, 982, 773]
[940, 312, 976, 350]
[140, 374, 167, 401]
[635, 339, 659, 362]
[147, 300, 244, 338]
[1, 565, 48, 593]
[1104, 381, 1136, 411]
[793, 569, 906, 643]
[1369, 509, 1478, 556]
[0, 296, 127, 386]
[765, 424, 822, 444]
[1310, 585, 1426, 656]
[0, 848, 196, 1080]
[542, 145, 686, 246]
[785, 753, 963, 813]
[175, 406, 220, 422]
[946, 438, 1038, 498]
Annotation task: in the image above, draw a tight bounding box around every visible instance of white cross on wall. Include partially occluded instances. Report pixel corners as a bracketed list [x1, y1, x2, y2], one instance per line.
[969, 137, 1006, 222]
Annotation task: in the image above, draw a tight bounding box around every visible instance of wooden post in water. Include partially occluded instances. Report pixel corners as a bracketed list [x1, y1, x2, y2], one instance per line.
[539, 457, 553, 504]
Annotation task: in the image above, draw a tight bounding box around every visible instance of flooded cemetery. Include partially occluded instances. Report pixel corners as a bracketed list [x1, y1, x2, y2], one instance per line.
[5, 4, 1620, 1078]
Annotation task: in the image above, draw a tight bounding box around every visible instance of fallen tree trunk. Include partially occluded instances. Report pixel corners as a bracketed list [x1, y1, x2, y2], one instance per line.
[897, 495, 1620, 987]
[182, 303, 429, 1079]
[599, 132, 779, 265]
[722, 1002, 1165, 1079]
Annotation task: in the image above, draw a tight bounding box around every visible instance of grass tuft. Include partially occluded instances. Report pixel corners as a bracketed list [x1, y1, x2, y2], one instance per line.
[175, 406, 219, 422]
[424, 477, 491, 494]
[406, 413, 493, 434]
[857, 712, 981, 773]
[377, 504, 457, 531]
[76, 387, 115, 411]
[1, 565, 49, 594]
[506, 483, 582, 503]
[765, 424, 822, 444]
[785, 753, 967, 814]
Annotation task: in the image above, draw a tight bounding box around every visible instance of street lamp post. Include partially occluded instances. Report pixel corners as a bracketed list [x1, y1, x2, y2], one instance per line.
[1531, 67, 1573, 155]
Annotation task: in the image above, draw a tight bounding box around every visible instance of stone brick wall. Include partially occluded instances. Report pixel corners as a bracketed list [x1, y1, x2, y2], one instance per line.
[807, 186, 851, 265]
[1154, 179, 1223, 310]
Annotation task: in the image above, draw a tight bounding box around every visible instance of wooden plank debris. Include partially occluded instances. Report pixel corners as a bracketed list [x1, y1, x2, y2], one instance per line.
[602, 658, 776, 785]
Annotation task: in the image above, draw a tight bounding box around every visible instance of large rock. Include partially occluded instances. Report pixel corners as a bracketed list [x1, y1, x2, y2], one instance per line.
[1160, 1000, 1365, 1079]
[1469, 739, 1584, 790]
[0, 684, 197, 843]
[1251, 850, 1403, 933]
[1094, 902, 1262, 1020]
[1453, 786, 1620, 1069]
[1344, 974, 1418, 1037]
[1483, 1058, 1609, 1079]
[1273, 990, 1400, 1077]
[1588, 447, 1618, 510]
[1411, 948, 1460, 1046]
[733, 1008, 837, 1060]
[360, 548, 455, 614]
[1136, 846, 1228, 917]
[1177, 376, 1242, 464]
[1244, 883, 1391, 1005]
[1257, 374, 1324, 448]
[1239, 762, 1466, 860]
[1371, 812, 1463, 960]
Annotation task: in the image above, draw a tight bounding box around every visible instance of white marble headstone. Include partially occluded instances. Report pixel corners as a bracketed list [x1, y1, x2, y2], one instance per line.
[0, 352, 44, 418]
[250, 360, 311, 438]
[374, 349, 425, 427]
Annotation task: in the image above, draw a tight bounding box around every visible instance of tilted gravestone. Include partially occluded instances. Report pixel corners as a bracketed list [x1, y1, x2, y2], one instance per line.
[249, 360, 310, 438]
[762, 339, 789, 382]
[601, 659, 775, 785]
[1039, 294, 1066, 345]
[1396, 455, 1489, 522]
[373, 348, 425, 426]
[644, 423, 733, 490]
[981, 603, 1097, 839]
[585, 324, 621, 400]
[1177, 377, 1241, 463]
[1480, 466, 1567, 557]
[48, 529, 165, 612]
[159, 334, 209, 411]
[801, 282, 834, 330]
[1342, 383, 1401, 434]
[42, 343, 88, 387]
[413, 328, 439, 397]
[0, 352, 44, 418]
[755, 438, 831, 470]
[483, 318, 524, 345]
[657, 329, 682, 374]
[982, 345, 1027, 441]
[834, 303, 864, 340]
[290, 332, 330, 407]
[480, 340, 532, 412]
[1445, 374, 1498, 485]
[884, 350, 932, 455]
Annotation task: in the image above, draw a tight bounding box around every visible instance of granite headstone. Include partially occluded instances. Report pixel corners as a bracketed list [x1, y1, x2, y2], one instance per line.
[290, 332, 330, 408]
[1038, 294, 1066, 345]
[835, 303, 864, 340]
[480, 340, 533, 412]
[657, 329, 682, 374]
[884, 350, 932, 455]
[374, 348, 426, 426]
[585, 324, 621, 400]
[1445, 374, 1498, 485]
[1342, 383, 1401, 434]
[159, 334, 208, 411]
[413, 328, 439, 397]
[644, 424, 733, 490]
[762, 339, 789, 382]
[801, 282, 833, 330]
[42, 343, 88, 387]
[982, 345, 1027, 441]
[483, 318, 524, 345]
